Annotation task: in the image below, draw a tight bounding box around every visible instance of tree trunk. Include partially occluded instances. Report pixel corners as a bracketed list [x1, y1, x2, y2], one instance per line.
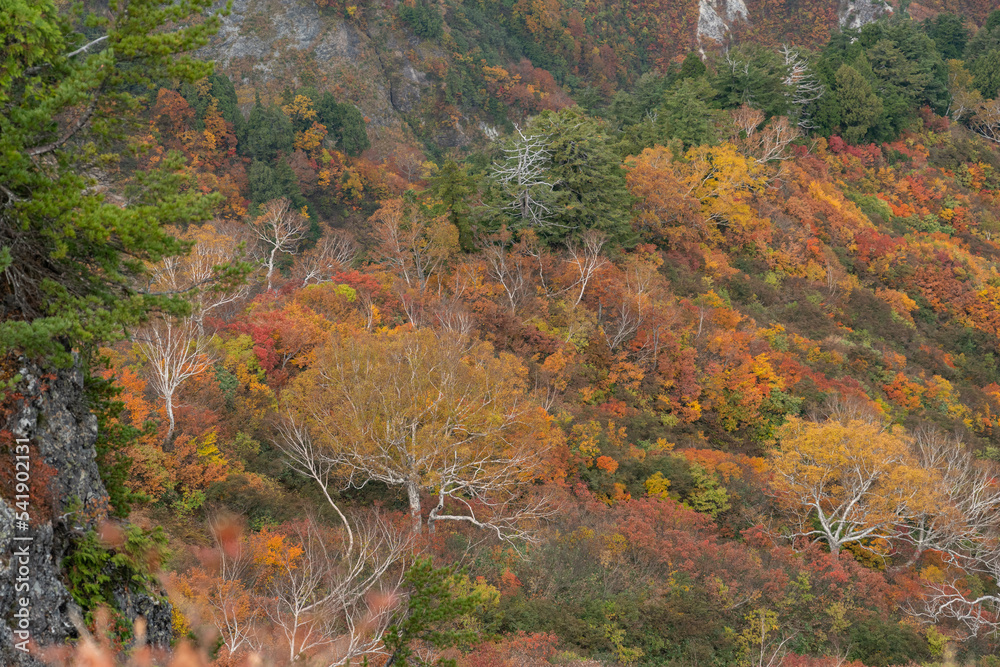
[267, 245, 279, 291]
[407, 481, 422, 533]
[428, 493, 446, 534]
[163, 391, 176, 451]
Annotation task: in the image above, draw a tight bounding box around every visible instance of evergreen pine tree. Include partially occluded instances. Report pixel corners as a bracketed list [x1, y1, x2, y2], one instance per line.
[972, 49, 1000, 99]
[210, 72, 243, 135]
[660, 78, 720, 148]
[382, 558, 483, 667]
[530, 108, 635, 247]
[317, 92, 370, 157]
[249, 160, 283, 206]
[714, 45, 791, 118]
[242, 94, 294, 162]
[923, 13, 969, 60]
[429, 161, 475, 250]
[679, 51, 708, 80]
[0, 0, 228, 367]
[835, 63, 884, 144]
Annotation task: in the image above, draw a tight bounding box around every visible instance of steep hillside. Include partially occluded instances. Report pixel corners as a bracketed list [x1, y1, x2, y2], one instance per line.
[200, 0, 893, 155]
[12, 1, 1000, 666]
[197, 0, 991, 161]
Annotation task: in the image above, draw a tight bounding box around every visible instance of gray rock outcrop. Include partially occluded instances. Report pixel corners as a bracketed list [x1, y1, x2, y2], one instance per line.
[0, 359, 172, 665]
[839, 0, 891, 30]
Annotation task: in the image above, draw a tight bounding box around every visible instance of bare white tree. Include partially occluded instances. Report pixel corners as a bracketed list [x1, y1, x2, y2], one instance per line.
[947, 67, 981, 123]
[741, 609, 797, 667]
[357, 290, 379, 331]
[897, 427, 1000, 570]
[479, 230, 535, 315]
[724, 49, 752, 85]
[197, 517, 266, 658]
[909, 574, 1000, 638]
[564, 230, 608, 307]
[135, 317, 214, 446]
[780, 45, 824, 128]
[263, 518, 408, 665]
[186, 514, 406, 666]
[970, 98, 1000, 145]
[731, 104, 767, 139]
[754, 116, 801, 164]
[950, 87, 980, 124]
[602, 295, 644, 351]
[601, 250, 662, 351]
[730, 105, 801, 166]
[899, 428, 1000, 637]
[493, 126, 558, 227]
[148, 221, 256, 334]
[370, 198, 457, 292]
[278, 412, 358, 556]
[296, 228, 360, 286]
[250, 198, 309, 291]
[431, 297, 474, 338]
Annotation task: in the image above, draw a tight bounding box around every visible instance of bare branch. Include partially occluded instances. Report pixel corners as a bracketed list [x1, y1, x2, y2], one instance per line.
[249, 198, 309, 291]
[134, 317, 214, 446]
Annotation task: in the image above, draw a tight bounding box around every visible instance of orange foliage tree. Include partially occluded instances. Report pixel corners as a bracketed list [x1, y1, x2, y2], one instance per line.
[279, 328, 561, 539]
[770, 417, 939, 555]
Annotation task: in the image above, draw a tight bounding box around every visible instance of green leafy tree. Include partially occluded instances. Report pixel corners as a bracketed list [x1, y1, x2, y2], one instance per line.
[923, 13, 969, 61]
[178, 82, 210, 130]
[209, 72, 243, 135]
[812, 29, 866, 136]
[835, 63, 884, 144]
[660, 77, 721, 149]
[987, 10, 1000, 32]
[316, 92, 370, 157]
[336, 103, 370, 157]
[813, 20, 946, 140]
[529, 108, 634, 246]
[398, 0, 445, 40]
[866, 39, 932, 138]
[714, 45, 791, 118]
[428, 160, 475, 250]
[859, 17, 949, 116]
[608, 72, 669, 128]
[275, 157, 310, 212]
[86, 372, 155, 518]
[241, 93, 294, 162]
[678, 51, 708, 80]
[383, 558, 484, 667]
[249, 160, 284, 206]
[971, 49, 1000, 99]
[965, 23, 1000, 66]
[0, 0, 229, 367]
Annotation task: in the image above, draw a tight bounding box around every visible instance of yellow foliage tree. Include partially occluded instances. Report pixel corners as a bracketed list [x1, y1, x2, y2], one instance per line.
[626, 143, 768, 249]
[294, 120, 328, 156]
[279, 328, 561, 540]
[282, 94, 318, 123]
[769, 417, 940, 555]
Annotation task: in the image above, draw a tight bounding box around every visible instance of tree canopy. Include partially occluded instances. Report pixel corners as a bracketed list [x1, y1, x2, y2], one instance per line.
[0, 0, 229, 366]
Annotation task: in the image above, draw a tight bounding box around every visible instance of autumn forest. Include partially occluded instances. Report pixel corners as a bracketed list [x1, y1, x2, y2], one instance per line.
[9, 0, 1000, 666]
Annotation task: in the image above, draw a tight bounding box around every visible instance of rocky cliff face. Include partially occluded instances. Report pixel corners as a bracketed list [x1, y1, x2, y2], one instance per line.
[0, 360, 171, 665]
[698, 0, 750, 46]
[695, 0, 889, 47]
[204, 0, 893, 149]
[200, 0, 453, 152]
[839, 0, 892, 29]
